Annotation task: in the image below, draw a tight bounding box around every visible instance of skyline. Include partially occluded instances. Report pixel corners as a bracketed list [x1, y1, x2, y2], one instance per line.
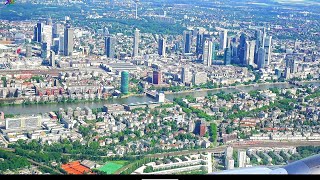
[0, 0, 319, 175]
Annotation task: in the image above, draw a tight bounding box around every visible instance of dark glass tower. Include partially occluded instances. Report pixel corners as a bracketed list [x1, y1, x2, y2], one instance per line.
[224, 47, 232, 65]
[239, 33, 246, 65]
[183, 31, 192, 54]
[63, 24, 74, 56]
[105, 36, 115, 58]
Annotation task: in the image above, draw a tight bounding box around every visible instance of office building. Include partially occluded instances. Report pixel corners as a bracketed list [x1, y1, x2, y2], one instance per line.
[34, 22, 43, 43]
[52, 38, 60, 54]
[219, 29, 228, 50]
[264, 36, 272, 67]
[133, 28, 140, 57]
[255, 29, 262, 64]
[63, 24, 74, 56]
[258, 47, 266, 69]
[49, 50, 55, 67]
[255, 29, 263, 52]
[33, 26, 38, 42]
[105, 36, 116, 58]
[121, 71, 129, 94]
[196, 33, 203, 55]
[43, 24, 52, 57]
[255, 28, 267, 65]
[41, 42, 48, 60]
[193, 72, 207, 85]
[59, 35, 64, 54]
[285, 54, 298, 74]
[196, 33, 210, 56]
[224, 47, 231, 65]
[26, 44, 32, 57]
[231, 42, 239, 64]
[239, 33, 246, 65]
[181, 67, 192, 84]
[212, 42, 216, 62]
[103, 27, 109, 36]
[245, 41, 256, 66]
[202, 39, 213, 66]
[53, 23, 63, 39]
[183, 30, 192, 54]
[5, 116, 42, 130]
[285, 67, 291, 79]
[238, 150, 247, 168]
[158, 37, 166, 57]
[134, 0, 138, 19]
[153, 70, 162, 85]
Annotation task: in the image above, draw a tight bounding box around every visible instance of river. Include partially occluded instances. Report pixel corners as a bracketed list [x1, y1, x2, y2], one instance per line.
[1, 82, 319, 115]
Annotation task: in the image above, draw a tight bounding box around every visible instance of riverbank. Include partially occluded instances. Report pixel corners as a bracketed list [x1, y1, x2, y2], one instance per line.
[2, 80, 320, 115]
[0, 93, 146, 107]
[163, 81, 289, 95]
[164, 80, 320, 95]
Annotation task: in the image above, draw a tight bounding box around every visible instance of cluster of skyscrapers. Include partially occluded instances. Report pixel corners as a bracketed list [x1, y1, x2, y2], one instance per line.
[104, 28, 139, 58]
[181, 27, 272, 69]
[33, 16, 74, 66]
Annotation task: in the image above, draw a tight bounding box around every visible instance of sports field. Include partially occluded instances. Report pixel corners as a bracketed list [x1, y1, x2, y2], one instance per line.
[98, 162, 124, 174]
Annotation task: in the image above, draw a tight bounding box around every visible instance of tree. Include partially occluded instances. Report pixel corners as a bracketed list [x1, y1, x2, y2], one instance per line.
[209, 123, 217, 144]
[307, 74, 313, 80]
[226, 126, 233, 134]
[79, 125, 91, 137]
[89, 141, 100, 150]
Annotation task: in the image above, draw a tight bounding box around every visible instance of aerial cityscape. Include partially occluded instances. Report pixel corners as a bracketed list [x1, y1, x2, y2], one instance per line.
[0, 0, 320, 175]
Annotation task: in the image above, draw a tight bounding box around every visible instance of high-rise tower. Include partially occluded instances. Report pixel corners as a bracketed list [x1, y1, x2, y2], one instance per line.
[224, 47, 232, 65]
[133, 28, 140, 57]
[63, 24, 74, 56]
[121, 71, 129, 94]
[105, 36, 116, 58]
[219, 29, 228, 50]
[49, 50, 56, 67]
[258, 47, 266, 69]
[134, 0, 139, 19]
[239, 33, 246, 65]
[34, 22, 43, 43]
[158, 37, 166, 57]
[183, 30, 192, 54]
[202, 39, 213, 66]
[264, 36, 272, 67]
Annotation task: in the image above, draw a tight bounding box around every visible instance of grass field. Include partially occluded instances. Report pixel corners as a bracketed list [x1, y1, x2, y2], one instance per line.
[98, 162, 124, 174]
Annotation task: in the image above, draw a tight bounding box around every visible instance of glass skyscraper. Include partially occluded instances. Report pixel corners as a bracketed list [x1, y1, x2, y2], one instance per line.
[121, 71, 129, 94]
